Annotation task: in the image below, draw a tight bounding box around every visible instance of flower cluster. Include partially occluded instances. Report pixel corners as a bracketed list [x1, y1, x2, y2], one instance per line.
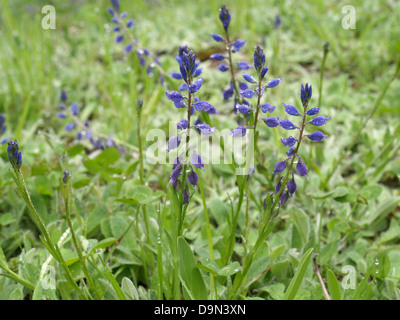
[166, 47, 216, 204]
[57, 89, 121, 152]
[230, 45, 282, 136]
[106, 0, 164, 83]
[0, 114, 8, 144]
[209, 5, 251, 112]
[7, 139, 22, 170]
[265, 83, 330, 206]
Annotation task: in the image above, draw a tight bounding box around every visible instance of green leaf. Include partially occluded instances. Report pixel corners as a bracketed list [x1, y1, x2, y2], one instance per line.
[0, 246, 8, 270]
[219, 261, 241, 277]
[360, 184, 383, 200]
[177, 237, 207, 300]
[90, 238, 116, 254]
[83, 147, 120, 173]
[199, 257, 220, 275]
[283, 248, 314, 300]
[326, 269, 341, 300]
[121, 277, 139, 300]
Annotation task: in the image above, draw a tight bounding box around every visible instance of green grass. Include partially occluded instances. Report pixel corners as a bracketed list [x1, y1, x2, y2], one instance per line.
[0, 0, 399, 300]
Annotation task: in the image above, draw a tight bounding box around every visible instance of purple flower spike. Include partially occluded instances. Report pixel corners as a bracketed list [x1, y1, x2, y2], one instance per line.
[307, 131, 328, 141]
[296, 156, 308, 179]
[280, 136, 297, 147]
[300, 83, 312, 105]
[307, 116, 331, 126]
[261, 103, 276, 114]
[57, 113, 67, 119]
[286, 146, 296, 156]
[273, 159, 287, 175]
[219, 5, 231, 31]
[7, 139, 22, 169]
[189, 78, 203, 94]
[167, 135, 181, 152]
[266, 78, 282, 88]
[262, 117, 280, 127]
[187, 169, 199, 187]
[239, 82, 248, 90]
[70, 103, 78, 116]
[279, 118, 298, 130]
[231, 126, 247, 137]
[194, 101, 215, 113]
[283, 103, 301, 116]
[253, 45, 266, 71]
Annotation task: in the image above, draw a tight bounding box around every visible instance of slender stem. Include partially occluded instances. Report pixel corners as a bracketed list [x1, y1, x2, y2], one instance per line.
[64, 181, 101, 299]
[0, 269, 35, 290]
[318, 46, 329, 108]
[313, 254, 331, 300]
[225, 31, 241, 105]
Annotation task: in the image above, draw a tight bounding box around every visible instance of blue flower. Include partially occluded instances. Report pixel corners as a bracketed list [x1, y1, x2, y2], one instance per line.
[60, 89, 68, 102]
[219, 5, 231, 31]
[167, 135, 181, 152]
[70, 103, 78, 116]
[242, 73, 256, 83]
[307, 116, 331, 126]
[279, 118, 298, 130]
[280, 136, 297, 147]
[115, 34, 124, 43]
[237, 104, 253, 114]
[127, 19, 134, 28]
[300, 83, 312, 105]
[275, 178, 282, 193]
[296, 156, 308, 178]
[273, 159, 287, 175]
[210, 33, 225, 42]
[253, 45, 266, 71]
[196, 123, 216, 135]
[217, 64, 229, 72]
[261, 66, 269, 79]
[306, 131, 328, 141]
[286, 146, 295, 156]
[194, 101, 216, 113]
[306, 107, 320, 116]
[187, 169, 199, 187]
[110, 0, 120, 11]
[169, 163, 183, 187]
[266, 78, 282, 88]
[166, 91, 184, 103]
[7, 139, 22, 169]
[283, 103, 301, 116]
[287, 178, 297, 196]
[57, 113, 67, 119]
[191, 151, 205, 171]
[231, 126, 247, 137]
[124, 43, 133, 54]
[177, 119, 188, 130]
[274, 14, 282, 29]
[232, 39, 246, 52]
[237, 62, 252, 70]
[262, 117, 279, 127]
[210, 53, 225, 61]
[239, 82, 248, 90]
[65, 123, 76, 131]
[189, 78, 203, 94]
[240, 89, 255, 98]
[222, 81, 234, 101]
[279, 191, 289, 207]
[261, 103, 276, 114]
